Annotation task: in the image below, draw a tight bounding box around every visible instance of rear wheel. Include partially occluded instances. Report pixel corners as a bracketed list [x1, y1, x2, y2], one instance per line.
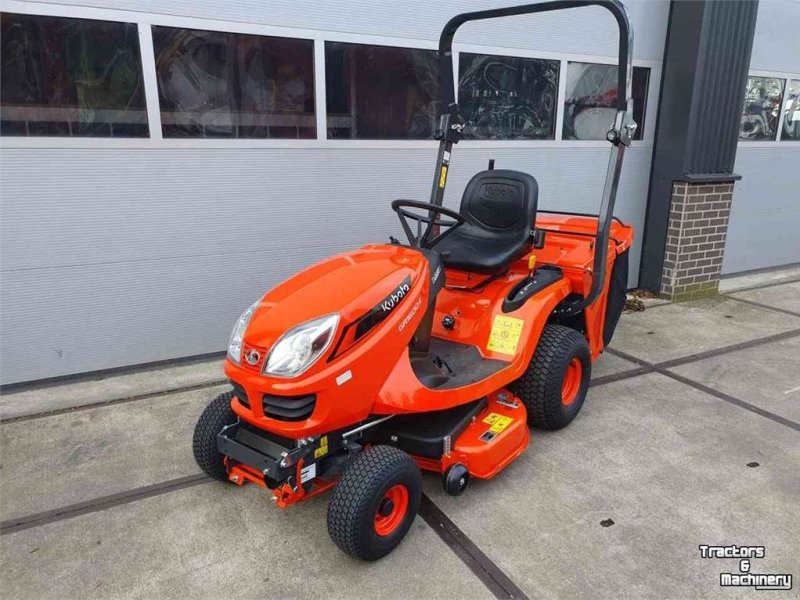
[511, 324, 591, 430]
[193, 391, 237, 482]
[327, 445, 421, 561]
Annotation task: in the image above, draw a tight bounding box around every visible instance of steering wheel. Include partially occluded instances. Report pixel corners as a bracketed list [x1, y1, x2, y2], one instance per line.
[391, 199, 466, 249]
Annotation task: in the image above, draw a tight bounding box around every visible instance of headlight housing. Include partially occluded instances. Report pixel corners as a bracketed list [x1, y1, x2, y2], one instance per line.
[227, 300, 259, 365]
[264, 313, 339, 378]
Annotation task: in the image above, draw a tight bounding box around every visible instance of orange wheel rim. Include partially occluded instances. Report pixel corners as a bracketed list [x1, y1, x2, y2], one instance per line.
[374, 484, 409, 536]
[561, 358, 582, 406]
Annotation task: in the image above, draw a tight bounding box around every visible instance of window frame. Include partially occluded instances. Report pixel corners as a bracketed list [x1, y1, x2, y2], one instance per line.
[456, 51, 561, 141]
[779, 78, 800, 142]
[1, 11, 150, 138]
[560, 61, 651, 142]
[324, 40, 441, 140]
[738, 69, 800, 146]
[0, 0, 660, 150]
[151, 25, 317, 139]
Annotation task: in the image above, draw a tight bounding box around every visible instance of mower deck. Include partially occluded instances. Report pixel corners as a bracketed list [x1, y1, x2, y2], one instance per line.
[371, 390, 530, 479]
[218, 388, 529, 506]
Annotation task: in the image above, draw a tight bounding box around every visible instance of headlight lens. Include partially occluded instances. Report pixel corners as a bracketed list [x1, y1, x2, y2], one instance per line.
[227, 300, 259, 365]
[264, 313, 339, 377]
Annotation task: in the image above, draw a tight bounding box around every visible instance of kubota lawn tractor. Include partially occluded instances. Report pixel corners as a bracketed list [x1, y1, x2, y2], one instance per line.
[193, 0, 636, 561]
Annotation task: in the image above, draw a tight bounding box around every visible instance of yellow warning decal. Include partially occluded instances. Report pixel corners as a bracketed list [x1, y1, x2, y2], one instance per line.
[314, 435, 329, 459]
[487, 315, 524, 356]
[482, 412, 513, 433]
[438, 165, 448, 188]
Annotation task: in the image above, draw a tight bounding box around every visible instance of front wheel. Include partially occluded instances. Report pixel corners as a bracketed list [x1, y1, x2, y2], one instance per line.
[511, 324, 591, 430]
[327, 445, 421, 561]
[193, 391, 237, 482]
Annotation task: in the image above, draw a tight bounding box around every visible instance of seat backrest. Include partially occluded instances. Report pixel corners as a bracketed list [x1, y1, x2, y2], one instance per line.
[459, 169, 538, 241]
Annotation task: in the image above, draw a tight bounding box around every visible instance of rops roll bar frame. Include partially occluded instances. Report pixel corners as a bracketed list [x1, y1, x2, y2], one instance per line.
[429, 0, 636, 313]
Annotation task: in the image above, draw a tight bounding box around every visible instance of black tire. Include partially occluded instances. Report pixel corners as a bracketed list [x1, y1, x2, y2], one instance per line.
[327, 445, 421, 561]
[510, 324, 591, 430]
[193, 391, 237, 482]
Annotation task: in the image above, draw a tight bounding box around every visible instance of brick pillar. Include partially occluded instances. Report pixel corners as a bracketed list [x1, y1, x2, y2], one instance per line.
[660, 181, 734, 302]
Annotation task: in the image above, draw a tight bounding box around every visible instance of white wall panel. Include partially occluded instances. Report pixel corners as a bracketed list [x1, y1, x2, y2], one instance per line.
[749, 0, 800, 73]
[0, 146, 651, 383]
[722, 146, 800, 275]
[720, 0, 800, 275]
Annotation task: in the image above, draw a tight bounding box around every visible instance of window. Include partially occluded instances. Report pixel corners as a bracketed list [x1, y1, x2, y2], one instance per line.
[326, 42, 439, 139]
[739, 76, 784, 141]
[562, 63, 649, 141]
[152, 27, 315, 138]
[458, 53, 559, 140]
[1, 13, 147, 137]
[780, 79, 799, 141]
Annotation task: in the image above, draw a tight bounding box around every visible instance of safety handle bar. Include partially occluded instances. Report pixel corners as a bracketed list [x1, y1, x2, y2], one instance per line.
[437, 0, 632, 116]
[429, 0, 635, 314]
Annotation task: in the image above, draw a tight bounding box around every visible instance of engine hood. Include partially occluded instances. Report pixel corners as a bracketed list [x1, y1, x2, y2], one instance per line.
[244, 244, 428, 351]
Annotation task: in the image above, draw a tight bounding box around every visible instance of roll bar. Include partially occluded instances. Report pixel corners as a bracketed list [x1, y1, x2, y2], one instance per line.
[429, 0, 636, 313]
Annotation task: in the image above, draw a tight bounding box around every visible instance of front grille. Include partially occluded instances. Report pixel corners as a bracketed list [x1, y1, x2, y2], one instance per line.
[263, 393, 316, 421]
[230, 381, 250, 408]
[241, 343, 268, 373]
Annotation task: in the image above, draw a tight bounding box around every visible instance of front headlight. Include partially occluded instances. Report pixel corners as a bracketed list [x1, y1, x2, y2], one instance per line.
[264, 313, 339, 378]
[227, 300, 259, 365]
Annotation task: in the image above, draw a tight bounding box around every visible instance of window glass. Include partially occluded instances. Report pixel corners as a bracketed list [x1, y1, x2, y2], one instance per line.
[326, 42, 439, 139]
[458, 53, 559, 140]
[563, 63, 649, 141]
[1, 13, 147, 137]
[153, 27, 315, 138]
[739, 76, 784, 141]
[780, 79, 799, 141]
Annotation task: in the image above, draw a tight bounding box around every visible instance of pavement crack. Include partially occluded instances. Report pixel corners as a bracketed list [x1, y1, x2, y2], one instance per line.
[0, 474, 212, 535]
[605, 347, 800, 434]
[419, 494, 530, 600]
[721, 294, 800, 318]
[1, 381, 229, 425]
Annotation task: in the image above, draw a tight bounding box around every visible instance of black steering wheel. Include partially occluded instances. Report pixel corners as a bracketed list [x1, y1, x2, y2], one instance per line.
[391, 199, 466, 249]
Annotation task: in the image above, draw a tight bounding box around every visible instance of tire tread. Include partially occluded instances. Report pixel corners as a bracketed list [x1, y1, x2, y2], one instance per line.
[327, 445, 420, 560]
[193, 391, 236, 482]
[510, 324, 590, 430]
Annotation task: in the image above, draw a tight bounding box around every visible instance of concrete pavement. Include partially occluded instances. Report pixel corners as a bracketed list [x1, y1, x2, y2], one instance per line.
[1, 271, 798, 599]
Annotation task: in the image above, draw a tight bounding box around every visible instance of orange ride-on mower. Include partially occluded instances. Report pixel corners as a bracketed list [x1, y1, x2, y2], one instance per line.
[193, 0, 637, 561]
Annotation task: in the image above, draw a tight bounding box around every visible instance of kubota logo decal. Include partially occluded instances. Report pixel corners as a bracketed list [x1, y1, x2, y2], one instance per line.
[351, 275, 413, 342]
[381, 281, 410, 313]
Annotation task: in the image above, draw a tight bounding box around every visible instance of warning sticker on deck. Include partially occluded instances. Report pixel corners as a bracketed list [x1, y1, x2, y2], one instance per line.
[487, 315, 524, 355]
[482, 412, 513, 433]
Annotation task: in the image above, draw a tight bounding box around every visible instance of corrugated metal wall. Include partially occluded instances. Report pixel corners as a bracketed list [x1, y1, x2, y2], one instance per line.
[0, 0, 668, 384]
[722, 0, 800, 275]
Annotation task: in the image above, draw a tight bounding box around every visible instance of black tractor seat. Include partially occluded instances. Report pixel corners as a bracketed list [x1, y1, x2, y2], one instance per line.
[436, 169, 538, 274]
